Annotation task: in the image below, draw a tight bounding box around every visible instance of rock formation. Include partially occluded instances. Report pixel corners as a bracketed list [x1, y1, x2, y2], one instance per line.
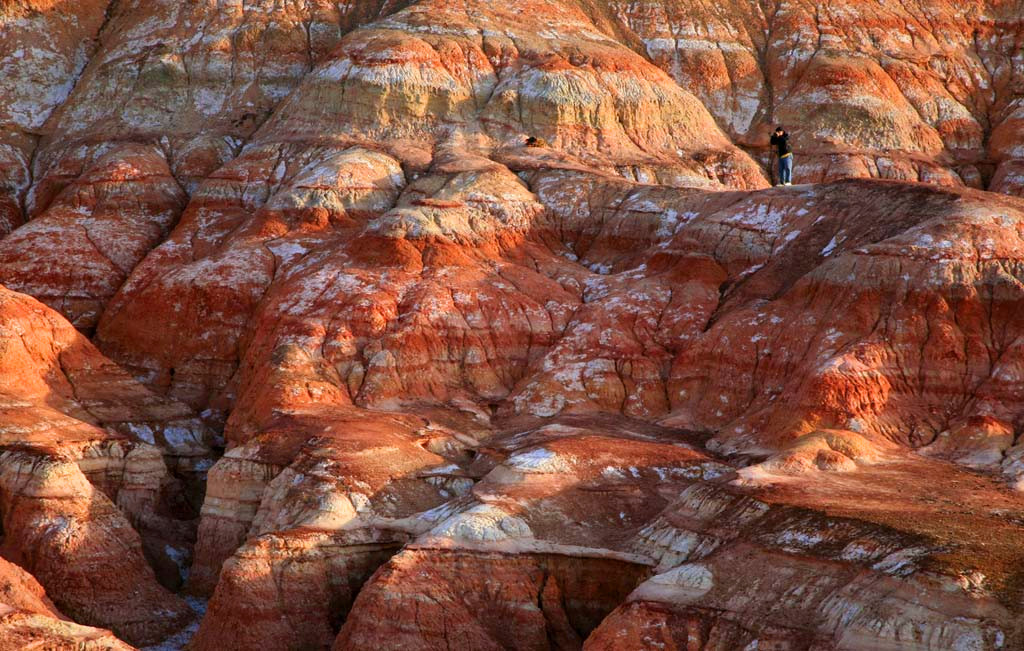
[0, 555, 134, 650]
[0, 0, 113, 236]
[604, 0, 1024, 192]
[0, 0, 1022, 650]
[0, 285, 216, 645]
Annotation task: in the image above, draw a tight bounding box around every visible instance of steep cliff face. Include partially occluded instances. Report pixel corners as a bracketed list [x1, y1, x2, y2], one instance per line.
[0, 0, 1023, 650]
[0, 285, 215, 645]
[0, 553, 133, 651]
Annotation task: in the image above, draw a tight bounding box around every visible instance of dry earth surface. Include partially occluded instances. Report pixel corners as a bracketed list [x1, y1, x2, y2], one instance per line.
[0, 0, 1023, 649]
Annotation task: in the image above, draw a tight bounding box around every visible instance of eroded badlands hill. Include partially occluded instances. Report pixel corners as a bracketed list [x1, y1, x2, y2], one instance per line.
[0, 0, 1023, 649]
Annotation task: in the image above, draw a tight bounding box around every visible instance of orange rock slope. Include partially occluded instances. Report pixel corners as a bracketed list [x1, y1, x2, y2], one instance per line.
[0, 0, 1022, 650]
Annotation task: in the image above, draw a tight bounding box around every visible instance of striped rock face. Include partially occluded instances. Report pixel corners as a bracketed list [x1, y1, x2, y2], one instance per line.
[0, 287, 216, 645]
[603, 0, 1024, 192]
[0, 554, 135, 651]
[0, 1, 1023, 650]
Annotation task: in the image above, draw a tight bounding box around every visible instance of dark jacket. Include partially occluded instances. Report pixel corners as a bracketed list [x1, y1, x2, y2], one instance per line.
[770, 132, 792, 157]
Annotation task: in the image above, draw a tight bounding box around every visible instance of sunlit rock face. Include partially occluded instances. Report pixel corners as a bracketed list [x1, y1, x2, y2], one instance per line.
[604, 0, 1024, 193]
[0, 0, 1023, 650]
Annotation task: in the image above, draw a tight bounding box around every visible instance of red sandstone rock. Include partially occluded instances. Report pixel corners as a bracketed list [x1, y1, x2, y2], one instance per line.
[0, 0, 412, 331]
[0, 612, 135, 651]
[0, 1, 1023, 649]
[0, 0, 112, 236]
[172, 169, 1024, 649]
[0, 285, 216, 645]
[333, 417, 726, 651]
[109, 144, 1024, 651]
[188, 407, 477, 645]
[0, 557, 132, 650]
[587, 459, 1024, 650]
[90, 0, 767, 413]
[0, 143, 186, 331]
[0, 555, 60, 619]
[603, 0, 1024, 192]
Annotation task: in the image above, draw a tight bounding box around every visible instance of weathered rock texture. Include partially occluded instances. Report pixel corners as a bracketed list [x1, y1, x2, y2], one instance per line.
[0, 285, 216, 645]
[0, 0, 112, 236]
[605, 0, 1024, 191]
[0, 555, 134, 650]
[0, 0, 1023, 650]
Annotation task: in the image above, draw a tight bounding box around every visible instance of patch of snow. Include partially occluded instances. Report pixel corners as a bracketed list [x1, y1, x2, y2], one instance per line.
[127, 423, 155, 445]
[162, 425, 199, 450]
[873, 547, 931, 577]
[141, 597, 206, 651]
[774, 529, 824, 548]
[505, 448, 571, 473]
[732, 203, 786, 235]
[267, 241, 309, 264]
[431, 503, 532, 542]
[602, 466, 627, 480]
[424, 463, 461, 476]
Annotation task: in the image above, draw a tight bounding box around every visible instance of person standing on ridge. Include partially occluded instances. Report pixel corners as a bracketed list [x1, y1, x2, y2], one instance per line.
[770, 126, 794, 186]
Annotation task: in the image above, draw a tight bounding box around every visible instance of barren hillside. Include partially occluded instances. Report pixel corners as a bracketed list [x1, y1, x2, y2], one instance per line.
[0, 1, 1023, 649]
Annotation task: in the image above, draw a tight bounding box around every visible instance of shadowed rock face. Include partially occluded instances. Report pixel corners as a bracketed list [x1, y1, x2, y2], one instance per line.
[0, 556, 134, 651]
[0, 1, 1023, 650]
[0, 143, 187, 332]
[0, 0, 113, 236]
[0, 286, 218, 645]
